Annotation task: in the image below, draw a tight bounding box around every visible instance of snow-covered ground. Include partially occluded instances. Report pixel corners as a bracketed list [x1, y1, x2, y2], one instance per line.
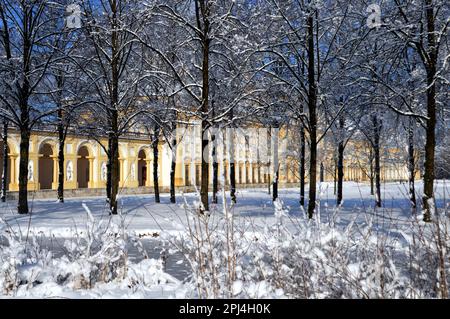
[1, 181, 449, 238]
[1, 181, 449, 299]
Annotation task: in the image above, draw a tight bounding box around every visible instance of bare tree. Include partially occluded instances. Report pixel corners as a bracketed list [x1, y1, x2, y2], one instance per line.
[0, 1, 62, 214]
[80, 0, 144, 214]
[371, 0, 449, 220]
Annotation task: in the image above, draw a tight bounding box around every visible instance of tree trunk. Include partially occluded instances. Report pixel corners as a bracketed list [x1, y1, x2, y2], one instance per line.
[299, 124, 306, 206]
[0, 5, 11, 203]
[109, 1, 120, 214]
[153, 125, 160, 203]
[211, 101, 218, 204]
[1, 120, 8, 202]
[307, 12, 318, 219]
[267, 127, 272, 196]
[422, 0, 437, 222]
[200, 31, 210, 213]
[373, 115, 382, 208]
[106, 134, 112, 202]
[337, 117, 345, 206]
[18, 128, 30, 214]
[230, 161, 236, 204]
[109, 131, 119, 214]
[57, 110, 65, 203]
[320, 162, 324, 183]
[337, 143, 344, 206]
[17, 24, 31, 214]
[369, 147, 374, 195]
[273, 169, 279, 201]
[170, 118, 177, 204]
[407, 118, 417, 212]
[333, 156, 337, 195]
[212, 128, 218, 204]
[228, 115, 236, 204]
[272, 126, 279, 201]
[170, 155, 176, 204]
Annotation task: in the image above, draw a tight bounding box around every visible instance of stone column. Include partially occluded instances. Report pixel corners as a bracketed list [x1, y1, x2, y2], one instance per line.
[9, 155, 18, 191]
[190, 127, 195, 187]
[52, 155, 58, 190]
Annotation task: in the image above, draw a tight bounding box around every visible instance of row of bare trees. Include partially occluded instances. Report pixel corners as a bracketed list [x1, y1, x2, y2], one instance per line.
[0, 0, 448, 222]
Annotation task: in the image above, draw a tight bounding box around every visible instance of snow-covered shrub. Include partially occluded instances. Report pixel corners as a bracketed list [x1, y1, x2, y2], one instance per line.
[166, 196, 449, 299]
[166, 196, 237, 298]
[2, 193, 448, 299]
[0, 217, 55, 295]
[403, 214, 450, 298]
[0, 230, 28, 294]
[53, 203, 129, 289]
[126, 258, 177, 290]
[245, 200, 407, 298]
[164, 190, 284, 298]
[0, 204, 171, 297]
[242, 200, 449, 299]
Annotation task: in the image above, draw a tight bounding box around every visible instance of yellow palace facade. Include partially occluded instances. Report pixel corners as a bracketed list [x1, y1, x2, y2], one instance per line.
[0, 123, 413, 195]
[1, 129, 164, 193]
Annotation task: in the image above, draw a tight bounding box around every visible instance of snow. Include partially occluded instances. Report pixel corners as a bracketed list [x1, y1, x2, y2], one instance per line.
[7, 258, 184, 299]
[1, 181, 449, 299]
[0, 181, 448, 238]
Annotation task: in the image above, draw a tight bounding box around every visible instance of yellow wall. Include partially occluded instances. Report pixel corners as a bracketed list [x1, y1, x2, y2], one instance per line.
[1, 125, 413, 192]
[3, 130, 163, 191]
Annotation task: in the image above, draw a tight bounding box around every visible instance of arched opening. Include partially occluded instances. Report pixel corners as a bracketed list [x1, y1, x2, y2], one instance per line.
[0, 142, 11, 190]
[77, 146, 90, 188]
[138, 149, 147, 187]
[38, 143, 54, 190]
